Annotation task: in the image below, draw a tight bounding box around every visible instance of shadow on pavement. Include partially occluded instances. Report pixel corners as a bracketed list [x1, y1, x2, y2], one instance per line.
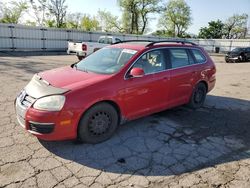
[40, 95, 250, 176]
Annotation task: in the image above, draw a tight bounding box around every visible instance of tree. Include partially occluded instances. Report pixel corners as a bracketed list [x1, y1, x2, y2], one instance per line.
[118, 0, 162, 34]
[29, 0, 49, 26]
[80, 14, 99, 31]
[97, 10, 123, 33]
[48, 0, 67, 28]
[118, 0, 140, 34]
[159, 0, 192, 38]
[223, 14, 248, 39]
[0, 1, 28, 24]
[198, 20, 224, 39]
[66, 12, 82, 29]
[139, 0, 162, 34]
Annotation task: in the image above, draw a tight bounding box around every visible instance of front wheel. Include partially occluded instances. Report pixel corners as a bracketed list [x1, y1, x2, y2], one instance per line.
[239, 55, 246, 62]
[188, 83, 207, 109]
[78, 103, 119, 144]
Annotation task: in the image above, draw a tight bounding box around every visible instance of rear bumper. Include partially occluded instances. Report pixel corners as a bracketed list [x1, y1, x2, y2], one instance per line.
[208, 78, 216, 93]
[67, 50, 86, 57]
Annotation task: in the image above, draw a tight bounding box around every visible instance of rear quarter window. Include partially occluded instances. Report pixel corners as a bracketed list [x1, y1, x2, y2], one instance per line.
[191, 49, 206, 64]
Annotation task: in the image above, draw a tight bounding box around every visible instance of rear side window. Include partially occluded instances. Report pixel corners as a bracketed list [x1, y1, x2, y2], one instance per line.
[191, 49, 206, 64]
[169, 49, 190, 68]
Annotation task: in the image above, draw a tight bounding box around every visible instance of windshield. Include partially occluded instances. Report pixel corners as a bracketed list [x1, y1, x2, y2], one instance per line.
[232, 48, 242, 52]
[76, 47, 138, 74]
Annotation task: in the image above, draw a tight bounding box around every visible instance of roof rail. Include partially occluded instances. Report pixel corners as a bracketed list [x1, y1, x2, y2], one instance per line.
[113, 40, 155, 45]
[146, 40, 197, 47]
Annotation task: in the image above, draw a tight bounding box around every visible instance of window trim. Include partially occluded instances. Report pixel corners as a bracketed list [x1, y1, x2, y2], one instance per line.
[124, 47, 207, 80]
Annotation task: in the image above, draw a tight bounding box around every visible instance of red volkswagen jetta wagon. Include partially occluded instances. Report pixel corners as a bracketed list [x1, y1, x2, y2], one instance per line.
[15, 40, 216, 143]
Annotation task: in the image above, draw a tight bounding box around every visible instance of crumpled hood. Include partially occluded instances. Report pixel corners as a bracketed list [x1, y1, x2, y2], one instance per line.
[38, 66, 111, 90]
[25, 74, 69, 99]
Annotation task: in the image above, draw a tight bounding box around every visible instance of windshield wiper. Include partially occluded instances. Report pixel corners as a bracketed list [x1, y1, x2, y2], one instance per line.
[70, 63, 78, 69]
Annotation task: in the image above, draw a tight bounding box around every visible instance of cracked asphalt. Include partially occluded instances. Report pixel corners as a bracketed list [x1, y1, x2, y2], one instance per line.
[0, 53, 250, 188]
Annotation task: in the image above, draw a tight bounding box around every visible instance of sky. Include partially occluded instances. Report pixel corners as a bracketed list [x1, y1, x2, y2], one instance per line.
[66, 0, 250, 34]
[1, 0, 250, 34]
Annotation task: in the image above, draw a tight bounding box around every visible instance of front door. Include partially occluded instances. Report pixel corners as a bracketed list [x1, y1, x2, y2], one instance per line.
[121, 49, 170, 119]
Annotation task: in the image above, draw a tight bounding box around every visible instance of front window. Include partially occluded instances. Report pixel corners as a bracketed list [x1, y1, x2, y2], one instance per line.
[132, 49, 166, 74]
[76, 47, 137, 74]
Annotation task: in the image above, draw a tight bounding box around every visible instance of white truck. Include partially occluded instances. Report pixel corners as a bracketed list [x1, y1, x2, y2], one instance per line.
[67, 36, 122, 60]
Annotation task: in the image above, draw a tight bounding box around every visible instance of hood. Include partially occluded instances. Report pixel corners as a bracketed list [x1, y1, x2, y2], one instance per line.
[38, 66, 111, 90]
[25, 74, 69, 99]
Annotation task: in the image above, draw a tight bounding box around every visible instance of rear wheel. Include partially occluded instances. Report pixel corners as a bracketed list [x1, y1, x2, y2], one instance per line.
[78, 103, 119, 144]
[188, 83, 207, 109]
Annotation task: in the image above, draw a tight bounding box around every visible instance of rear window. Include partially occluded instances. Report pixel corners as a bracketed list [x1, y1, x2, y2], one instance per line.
[191, 49, 206, 64]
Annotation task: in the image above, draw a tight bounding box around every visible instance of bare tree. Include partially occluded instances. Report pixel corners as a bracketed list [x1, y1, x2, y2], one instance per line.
[66, 12, 82, 29]
[48, 0, 67, 28]
[224, 14, 248, 39]
[29, 0, 49, 26]
[97, 10, 123, 33]
[118, 0, 162, 34]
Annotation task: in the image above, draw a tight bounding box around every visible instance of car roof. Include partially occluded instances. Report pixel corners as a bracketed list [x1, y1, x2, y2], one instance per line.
[110, 41, 201, 51]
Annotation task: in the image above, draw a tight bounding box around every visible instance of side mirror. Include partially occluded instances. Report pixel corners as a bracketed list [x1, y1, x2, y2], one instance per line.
[130, 67, 145, 78]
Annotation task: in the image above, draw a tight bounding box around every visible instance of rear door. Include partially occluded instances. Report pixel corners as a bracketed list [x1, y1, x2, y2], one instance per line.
[168, 48, 196, 107]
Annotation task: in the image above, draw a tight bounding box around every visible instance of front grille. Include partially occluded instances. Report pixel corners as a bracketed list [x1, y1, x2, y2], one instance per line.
[29, 122, 55, 134]
[21, 94, 36, 108]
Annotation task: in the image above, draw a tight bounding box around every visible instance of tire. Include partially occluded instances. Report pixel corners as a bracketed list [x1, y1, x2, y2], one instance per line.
[240, 54, 246, 62]
[188, 83, 207, 109]
[225, 57, 229, 63]
[78, 103, 119, 144]
[77, 55, 84, 61]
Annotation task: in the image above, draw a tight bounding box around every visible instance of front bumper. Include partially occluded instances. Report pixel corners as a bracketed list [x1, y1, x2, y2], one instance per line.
[15, 94, 79, 141]
[225, 54, 240, 62]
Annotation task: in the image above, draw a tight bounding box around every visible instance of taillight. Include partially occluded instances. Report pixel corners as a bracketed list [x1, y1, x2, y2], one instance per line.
[82, 44, 87, 51]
